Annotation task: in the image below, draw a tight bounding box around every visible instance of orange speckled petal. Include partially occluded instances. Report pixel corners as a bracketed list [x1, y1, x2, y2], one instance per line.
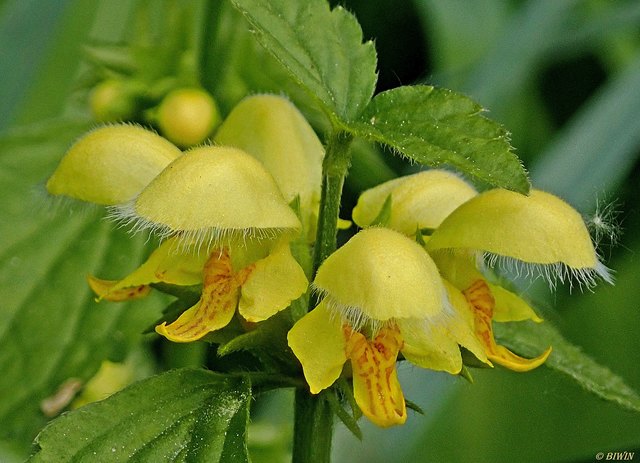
[155, 249, 239, 342]
[346, 325, 406, 427]
[87, 275, 151, 302]
[463, 279, 551, 372]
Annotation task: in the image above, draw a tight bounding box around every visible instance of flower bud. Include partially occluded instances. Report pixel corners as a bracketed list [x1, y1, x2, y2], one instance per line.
[156, 87, 221, 147]
[89, 79, 139, 122]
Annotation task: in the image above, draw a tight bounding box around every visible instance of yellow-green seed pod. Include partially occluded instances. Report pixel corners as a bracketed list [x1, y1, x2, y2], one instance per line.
[313, 227, 445, 322]
[352, 170, 477, 234]
[156, 87, 221, 148]
[46, 125, 182, 205]
[121, 146, 301, 245]
[214, 95, 324, 212]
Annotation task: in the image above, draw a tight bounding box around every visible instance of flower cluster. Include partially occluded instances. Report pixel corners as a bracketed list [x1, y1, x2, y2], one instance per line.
[47, 95, 610, 428]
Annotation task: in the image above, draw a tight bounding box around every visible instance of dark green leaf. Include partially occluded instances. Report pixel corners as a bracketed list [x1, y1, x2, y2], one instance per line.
[495, 321, 640, 413]
[351, 85, 530, 192]
[217, 311, 295, 374]
[229, 0, 378, 125]
[29, 368, 251, 463]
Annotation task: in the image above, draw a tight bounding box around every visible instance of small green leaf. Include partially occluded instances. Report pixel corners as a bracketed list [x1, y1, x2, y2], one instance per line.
[326, 387, 362, 440]
[495, 321, 640, 413]
[352, 85, 530, 192]
[30, 368, 251, 463]
[370, 194, 392, 227]
[229, 0, 378, 125]
[218, 311, 294, 373]
[404, 399, 425, 415]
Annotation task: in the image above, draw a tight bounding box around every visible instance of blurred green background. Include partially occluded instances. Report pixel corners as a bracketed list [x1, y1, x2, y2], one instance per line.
[1, 0, 639, 462]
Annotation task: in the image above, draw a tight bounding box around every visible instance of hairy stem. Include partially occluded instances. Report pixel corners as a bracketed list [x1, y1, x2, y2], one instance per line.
[312, 131, 354, 275]
[292, 130, 353, 463]
[292, 389, 335, 463]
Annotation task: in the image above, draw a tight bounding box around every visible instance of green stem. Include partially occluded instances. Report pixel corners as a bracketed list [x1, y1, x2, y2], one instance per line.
[312, 131, 354, 275]
[292, 130, 353, 463]
[292, 389, 335, 463]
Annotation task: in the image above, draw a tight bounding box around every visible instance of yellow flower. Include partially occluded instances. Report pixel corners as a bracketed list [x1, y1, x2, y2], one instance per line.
[47, 125, 182, 205]
[352, 170, 612, 371]
[287, 228, 487, 427]
[88, 145, 307, 342]
[48, 124, 310, 342]
[90, 235, 307, 342]
[214, 94, 324, 238]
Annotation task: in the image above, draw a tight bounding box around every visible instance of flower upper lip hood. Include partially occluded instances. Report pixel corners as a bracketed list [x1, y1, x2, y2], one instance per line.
[425, 188, 612, 285]
[352, 170, 477, 234]
[46, 125, 182, 205]
[313, 227, 445, 322]
[214, 94, 324, 209]
[111, 145, 302, 246]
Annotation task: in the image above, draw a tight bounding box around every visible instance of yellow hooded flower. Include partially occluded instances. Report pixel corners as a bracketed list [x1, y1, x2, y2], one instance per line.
[287, 228, 487, 427]
[89, 146, 307, 342]
[90, 234, 308, 342]
[46, 125, 182, 205]
[214, 94, 324, 238]
[352, 170, 612, 371]
[111, 145, 302, 246]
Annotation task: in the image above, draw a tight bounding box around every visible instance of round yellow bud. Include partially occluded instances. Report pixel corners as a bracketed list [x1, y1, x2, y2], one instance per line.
[156, 88, 221, 147]
[46, 125, 182, 205]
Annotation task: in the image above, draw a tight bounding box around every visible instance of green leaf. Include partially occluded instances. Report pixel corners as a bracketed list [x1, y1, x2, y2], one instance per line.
[351, 85, 530, 192]
[229, 0, 378, 125]
[495, 321, 640, 413]
[217, 311, 294, 374]
[29, 368, 251, 463]
[0, 118, 164, 449]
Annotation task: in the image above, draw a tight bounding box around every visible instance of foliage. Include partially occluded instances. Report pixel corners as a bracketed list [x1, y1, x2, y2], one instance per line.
[1, 0, 639, 462]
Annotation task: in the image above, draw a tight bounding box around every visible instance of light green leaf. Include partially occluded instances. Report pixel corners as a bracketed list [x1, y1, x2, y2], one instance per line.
[352, 85, 530, 192]
[495, 321, 640, 413]
[0, 119, 164, 449]
[29, 368, 251, 463]
[229, 0, 378, 125]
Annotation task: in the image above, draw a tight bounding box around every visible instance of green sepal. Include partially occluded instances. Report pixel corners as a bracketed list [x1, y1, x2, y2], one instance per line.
[459, 365, 474, 384]
[405, 399, 425, 415]
[330, 381, 363, 440]
[370, 193, 393, 227]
